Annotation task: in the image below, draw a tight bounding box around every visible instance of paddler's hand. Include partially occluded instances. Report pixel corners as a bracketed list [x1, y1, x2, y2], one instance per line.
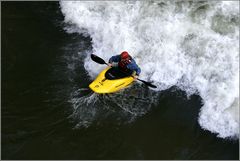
[133, 75, 139, 80]
[108, 63, 113, 67]
[132, 71, 138, 80]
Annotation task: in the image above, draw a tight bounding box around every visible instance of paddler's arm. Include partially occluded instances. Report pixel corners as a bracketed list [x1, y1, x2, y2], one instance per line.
[108, 55, 121, 67]
[129, 60, 141, 80]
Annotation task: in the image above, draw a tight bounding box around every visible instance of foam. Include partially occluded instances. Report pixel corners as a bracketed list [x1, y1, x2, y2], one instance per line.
[60, 1, 239, 138]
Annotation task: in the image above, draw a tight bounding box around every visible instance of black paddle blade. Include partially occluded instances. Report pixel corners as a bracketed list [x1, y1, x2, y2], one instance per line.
[137, 78, 157, 88]
[91, 54, 107, 65]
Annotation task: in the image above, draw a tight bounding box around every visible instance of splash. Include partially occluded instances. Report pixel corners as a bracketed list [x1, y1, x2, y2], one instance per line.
[60, 1, 239, 138]
[69, 84, 159, 128]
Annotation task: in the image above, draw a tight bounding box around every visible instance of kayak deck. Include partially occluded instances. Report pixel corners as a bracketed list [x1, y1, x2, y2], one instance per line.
[89, 67, 134, 93]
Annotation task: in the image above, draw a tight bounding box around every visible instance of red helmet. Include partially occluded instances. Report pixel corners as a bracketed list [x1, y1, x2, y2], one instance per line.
[120, 51, 130, 59]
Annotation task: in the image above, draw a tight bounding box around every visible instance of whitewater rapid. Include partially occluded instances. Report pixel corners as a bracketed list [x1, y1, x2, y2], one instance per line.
[60, 1, 239, 138]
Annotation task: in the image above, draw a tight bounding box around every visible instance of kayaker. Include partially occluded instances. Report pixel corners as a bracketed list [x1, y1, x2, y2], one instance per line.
[108, 51, 141, 80]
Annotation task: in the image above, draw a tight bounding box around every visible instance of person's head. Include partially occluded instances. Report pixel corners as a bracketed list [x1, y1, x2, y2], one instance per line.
[120, 51, 130, 60]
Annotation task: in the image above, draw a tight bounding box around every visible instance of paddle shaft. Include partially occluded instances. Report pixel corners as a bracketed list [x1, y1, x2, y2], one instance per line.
[91, 54, 157, 88]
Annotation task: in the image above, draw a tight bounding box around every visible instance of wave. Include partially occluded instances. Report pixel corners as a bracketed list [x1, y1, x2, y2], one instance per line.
[60, 1, 239, 138]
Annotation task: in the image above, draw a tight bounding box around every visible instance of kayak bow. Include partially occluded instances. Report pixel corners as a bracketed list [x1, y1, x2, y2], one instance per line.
[89, 67, 134, 93]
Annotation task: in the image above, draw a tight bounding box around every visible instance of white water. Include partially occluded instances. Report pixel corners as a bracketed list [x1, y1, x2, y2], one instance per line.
[69, 85, 158, 128]
[60, 1, 239, 138]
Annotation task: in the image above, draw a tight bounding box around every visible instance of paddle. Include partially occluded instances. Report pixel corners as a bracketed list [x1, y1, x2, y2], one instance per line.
[91, 54, 157, 88]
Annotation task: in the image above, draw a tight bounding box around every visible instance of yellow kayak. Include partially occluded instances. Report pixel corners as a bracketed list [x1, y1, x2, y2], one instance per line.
[89, 67, 134, 93]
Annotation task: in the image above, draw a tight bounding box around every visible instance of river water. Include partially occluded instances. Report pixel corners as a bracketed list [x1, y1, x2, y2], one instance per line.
[1, 1, 239, 160]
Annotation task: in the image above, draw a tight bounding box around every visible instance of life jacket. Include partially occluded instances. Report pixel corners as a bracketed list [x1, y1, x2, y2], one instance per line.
[118, 58, 131, 73]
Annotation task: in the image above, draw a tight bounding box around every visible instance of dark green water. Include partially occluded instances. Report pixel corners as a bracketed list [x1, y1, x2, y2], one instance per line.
[1, 2, 239, 160]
